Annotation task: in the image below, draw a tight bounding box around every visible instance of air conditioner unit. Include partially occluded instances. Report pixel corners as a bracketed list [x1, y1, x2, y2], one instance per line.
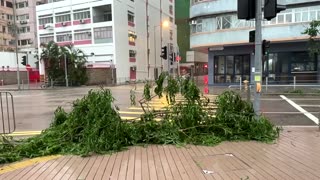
[80, 19, 85, 24]
[61, 22, 67, 26]
[44, 23, 54, 30]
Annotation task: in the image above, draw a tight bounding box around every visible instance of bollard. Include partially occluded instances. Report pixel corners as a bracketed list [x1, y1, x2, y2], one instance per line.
[266, 77, 268, 93]
[243, 80, 250, 102]
[240, 77, 242, 91]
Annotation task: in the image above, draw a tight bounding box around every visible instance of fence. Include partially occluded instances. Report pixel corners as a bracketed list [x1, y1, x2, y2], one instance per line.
[0, 92, 16, 134]
[229, 75, 320, 94]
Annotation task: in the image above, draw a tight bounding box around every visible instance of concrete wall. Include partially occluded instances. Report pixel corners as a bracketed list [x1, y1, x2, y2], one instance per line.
[0, 71, 27, 85]
[86, 68, 116, 85]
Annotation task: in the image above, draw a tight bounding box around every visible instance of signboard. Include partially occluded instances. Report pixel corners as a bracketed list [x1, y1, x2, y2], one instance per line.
[176, 56, 181, 61]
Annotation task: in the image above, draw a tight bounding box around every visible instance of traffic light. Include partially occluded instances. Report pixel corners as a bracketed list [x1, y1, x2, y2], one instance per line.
[249, 30, 255, 43]
[237, 0, 256, 20]
[264, 0, 286, 20]
[169, 53, 175, 65]
[160, 46, 167, 60]
[21, 55, 27, 66]
[262, 40, 270, 55]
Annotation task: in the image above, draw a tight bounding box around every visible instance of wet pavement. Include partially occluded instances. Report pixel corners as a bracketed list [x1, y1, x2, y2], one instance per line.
[0, 84, 319, 133]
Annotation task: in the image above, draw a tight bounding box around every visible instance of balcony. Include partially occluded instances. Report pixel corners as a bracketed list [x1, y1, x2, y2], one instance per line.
[92, 5, 112, 23]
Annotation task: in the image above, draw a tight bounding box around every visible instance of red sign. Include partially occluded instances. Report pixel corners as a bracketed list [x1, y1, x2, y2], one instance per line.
[176, 55, 181, 61]
[26, 64, 32, 71]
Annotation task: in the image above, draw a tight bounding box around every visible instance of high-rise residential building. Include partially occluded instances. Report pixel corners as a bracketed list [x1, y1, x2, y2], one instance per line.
[36, 0, 177, 83]
[0, 0, 15, 51]
[14, 0, 47, 53]
[190, 0, 320, 85]
[0, 0, 46, 53]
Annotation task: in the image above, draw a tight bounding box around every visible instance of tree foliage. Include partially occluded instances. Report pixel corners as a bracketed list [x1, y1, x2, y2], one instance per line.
[0, 75, 279, 164]
[40, 41, 88, 86]
[303, 20, 320, 56]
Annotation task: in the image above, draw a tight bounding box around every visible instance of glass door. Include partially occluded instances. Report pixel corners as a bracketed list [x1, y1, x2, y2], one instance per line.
[214, 56, 225, 83]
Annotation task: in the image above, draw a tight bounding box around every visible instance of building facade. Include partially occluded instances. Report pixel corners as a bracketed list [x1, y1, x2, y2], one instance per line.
[0, 0, 15, 51]
[36, 0, 177, 83]
[190, 0, 320, 85]
[15, 0, 46, 53]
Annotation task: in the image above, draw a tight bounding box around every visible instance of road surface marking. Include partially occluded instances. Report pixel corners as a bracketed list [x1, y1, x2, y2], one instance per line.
[280, 95, 319, 125]
[0, 155, 62, 175]
[119, 111, 143, 115]
[299, 105, 320, 107]
[262, 112, 320, 114]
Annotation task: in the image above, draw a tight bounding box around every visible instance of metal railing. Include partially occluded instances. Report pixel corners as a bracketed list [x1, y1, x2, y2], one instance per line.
[0, 92, 16, 134]
[229, 75, 320, 93]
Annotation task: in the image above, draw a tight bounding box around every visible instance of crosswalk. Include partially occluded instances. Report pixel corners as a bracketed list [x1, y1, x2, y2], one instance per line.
[7, 94, 218, 137]
[119, 94, 218, 121]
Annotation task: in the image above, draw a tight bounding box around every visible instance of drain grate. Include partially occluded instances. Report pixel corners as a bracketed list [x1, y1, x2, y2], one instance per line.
[193, 153, 251, 174]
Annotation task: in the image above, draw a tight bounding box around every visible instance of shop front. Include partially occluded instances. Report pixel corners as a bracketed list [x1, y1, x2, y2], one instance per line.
[208, 42, 320, 85]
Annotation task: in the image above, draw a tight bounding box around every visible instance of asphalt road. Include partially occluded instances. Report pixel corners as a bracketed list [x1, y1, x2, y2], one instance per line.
[260, 95, 320, 126]
[0, 85, 319, 134]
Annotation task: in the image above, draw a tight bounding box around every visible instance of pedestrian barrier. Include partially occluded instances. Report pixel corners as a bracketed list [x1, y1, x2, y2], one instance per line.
[0, 92, 16, 134]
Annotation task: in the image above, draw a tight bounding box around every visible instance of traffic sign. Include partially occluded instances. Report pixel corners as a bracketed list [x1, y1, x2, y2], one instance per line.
[176, 55, 181, 61]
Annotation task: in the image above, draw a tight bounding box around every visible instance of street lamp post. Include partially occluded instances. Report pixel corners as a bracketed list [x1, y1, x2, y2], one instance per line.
[12, 0, 20, 90]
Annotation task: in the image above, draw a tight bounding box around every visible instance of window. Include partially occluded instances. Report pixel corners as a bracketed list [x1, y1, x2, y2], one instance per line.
[18, 39, 31, 46]
[129, 50, 136, 58]
[6, 14, 13, 21]
[1, 0, 4, 6]
[18, 26, 30, 33]
[55, 14, 71, 23]
[73, 9, 90, 20]
[56, 32, 72, 42]
[16, 1, 28, 9]
[6, 1, 12, 8]
[74, 29, 92, 40]
[170, 17, 173, 23]
[40, 34, 54, 44]
[291, 52, 316, 72]
[128, 11, 134, 23]
[17, 14, 29, 20]
[39, 16, 53, 25]
[191, 19, 203, 33]
[128, 31, 136, 43]
[169, 5, 173, 15]
[94, 26, 113, 43]
[170, 30, 173, 40]
[2, 26, 6, 33]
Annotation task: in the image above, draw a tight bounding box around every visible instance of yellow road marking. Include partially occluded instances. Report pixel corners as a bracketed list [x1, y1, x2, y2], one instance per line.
[11, 131, 42, 134]
[119, 111, 143, 115]
[0, 155, 62, 175]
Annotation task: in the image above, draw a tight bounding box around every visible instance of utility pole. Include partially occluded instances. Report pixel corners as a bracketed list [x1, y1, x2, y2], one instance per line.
[12, 0, 20, 90]
[26, 52, 30, 89]
[254, 0, 263, 116]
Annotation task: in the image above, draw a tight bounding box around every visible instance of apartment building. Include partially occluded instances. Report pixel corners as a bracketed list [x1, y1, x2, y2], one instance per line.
[14, 0, 46, 53]
[190, 0, 320, 85]
[0, 0, 15, 51]
[36, 0, 177, 83]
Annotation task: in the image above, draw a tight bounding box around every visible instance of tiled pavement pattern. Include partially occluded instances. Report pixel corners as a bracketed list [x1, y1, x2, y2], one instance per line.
[0, 126, 319, 179]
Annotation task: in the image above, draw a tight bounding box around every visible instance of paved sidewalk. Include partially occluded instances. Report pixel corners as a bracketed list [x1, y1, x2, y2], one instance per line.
[0, 126, 319, 180]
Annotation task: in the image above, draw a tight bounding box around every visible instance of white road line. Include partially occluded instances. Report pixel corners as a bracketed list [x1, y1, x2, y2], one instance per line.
[299, 105, 320, 107]
[280, 95, 319, 125]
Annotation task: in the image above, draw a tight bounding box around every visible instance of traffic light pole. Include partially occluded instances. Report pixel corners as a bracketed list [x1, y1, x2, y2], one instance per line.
[254, 0, 263, 116]
[26, 53, 30, 89]
[167, 43, 170, 75]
